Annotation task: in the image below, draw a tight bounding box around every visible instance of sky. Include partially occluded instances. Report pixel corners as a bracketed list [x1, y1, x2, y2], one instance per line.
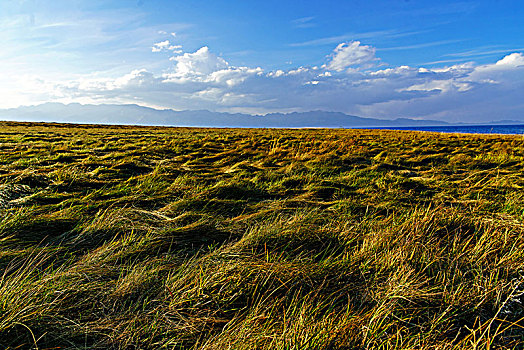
[1, 0, 523, 122]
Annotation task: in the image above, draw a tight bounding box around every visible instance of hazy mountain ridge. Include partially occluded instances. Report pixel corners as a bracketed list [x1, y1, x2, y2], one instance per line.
[0, 103, 521, 127]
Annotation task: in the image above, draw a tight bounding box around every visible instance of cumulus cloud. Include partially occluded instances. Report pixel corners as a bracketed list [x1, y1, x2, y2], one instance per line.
[495, 52, 524, 66]
[168, 46, 229, 77]
[326, 41, 377, 71]
[46, 43, 524, 123]
[152, 40, 183, 53]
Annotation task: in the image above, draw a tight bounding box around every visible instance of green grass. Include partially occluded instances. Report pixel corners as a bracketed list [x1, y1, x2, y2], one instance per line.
[0, 121, 523, 349]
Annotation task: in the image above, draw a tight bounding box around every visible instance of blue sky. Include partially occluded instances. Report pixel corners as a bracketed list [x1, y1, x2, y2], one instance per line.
[1, 0, 523, 122]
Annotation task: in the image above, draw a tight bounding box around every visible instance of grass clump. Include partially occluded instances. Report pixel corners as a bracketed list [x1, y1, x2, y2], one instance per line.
[0, 121, 523, 349]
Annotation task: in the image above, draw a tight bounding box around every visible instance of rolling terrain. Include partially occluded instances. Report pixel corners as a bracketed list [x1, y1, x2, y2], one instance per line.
[0, 121, 523, 349]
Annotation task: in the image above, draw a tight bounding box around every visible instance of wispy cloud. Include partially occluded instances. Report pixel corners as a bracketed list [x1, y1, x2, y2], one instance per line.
[291, 16, 316, 28]
[290, 29, 427, 47]
[417, 58, 477, 66]
[290, 30, 396, 47]
[443, 47, 524, 58]
[391, 1, 478, 17]
[378, 39, 465, 51]
[0, 6, 192, 78]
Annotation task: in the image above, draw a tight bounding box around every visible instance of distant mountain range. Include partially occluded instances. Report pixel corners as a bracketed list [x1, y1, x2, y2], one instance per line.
[0, 103, 522, 128]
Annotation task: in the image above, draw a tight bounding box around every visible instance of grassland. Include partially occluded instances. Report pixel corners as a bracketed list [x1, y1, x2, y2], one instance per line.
[0, 121, 523, 349]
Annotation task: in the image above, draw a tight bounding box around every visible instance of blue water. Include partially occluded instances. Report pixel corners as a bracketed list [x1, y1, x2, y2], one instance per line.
[374, 124, 524, 135]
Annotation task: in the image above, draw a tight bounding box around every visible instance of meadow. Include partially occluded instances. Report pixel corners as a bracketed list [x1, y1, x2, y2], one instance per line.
[0, 121, 523, 349]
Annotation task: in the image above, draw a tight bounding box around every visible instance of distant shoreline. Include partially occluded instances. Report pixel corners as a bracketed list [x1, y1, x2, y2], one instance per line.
[367, 124, 524, 135]
[1, 120, 523, 135]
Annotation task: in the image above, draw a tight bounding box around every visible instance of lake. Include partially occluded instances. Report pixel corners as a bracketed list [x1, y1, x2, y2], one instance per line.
[371, 124, 524, 135]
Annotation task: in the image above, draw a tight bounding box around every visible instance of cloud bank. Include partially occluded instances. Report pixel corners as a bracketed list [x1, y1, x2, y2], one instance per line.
[22, 41, 524, 123]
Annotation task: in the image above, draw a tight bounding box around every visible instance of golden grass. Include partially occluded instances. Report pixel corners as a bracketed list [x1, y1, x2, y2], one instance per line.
[0, 121, 523, 349]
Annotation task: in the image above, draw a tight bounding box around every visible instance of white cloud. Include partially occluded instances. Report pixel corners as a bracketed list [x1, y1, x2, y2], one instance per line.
[152, 40, 183, 53]
[113, 70, 157, 89]
[152, 40, 170, 52]
[267, 70, 285, 78]
[369, 65, 416, 77]
[495, 52, 524, 66]
[24, 44, 524, 123]
[400, 80, 472, 93]
[168, 46, 229, 77]
[326, 41, 376, 71]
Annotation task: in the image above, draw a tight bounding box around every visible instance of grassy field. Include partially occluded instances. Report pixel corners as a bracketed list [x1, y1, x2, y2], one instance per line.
[0, 121, 523, 349]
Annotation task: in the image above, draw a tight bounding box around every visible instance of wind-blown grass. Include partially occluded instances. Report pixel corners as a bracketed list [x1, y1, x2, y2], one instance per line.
[0, 121, 523, 349]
